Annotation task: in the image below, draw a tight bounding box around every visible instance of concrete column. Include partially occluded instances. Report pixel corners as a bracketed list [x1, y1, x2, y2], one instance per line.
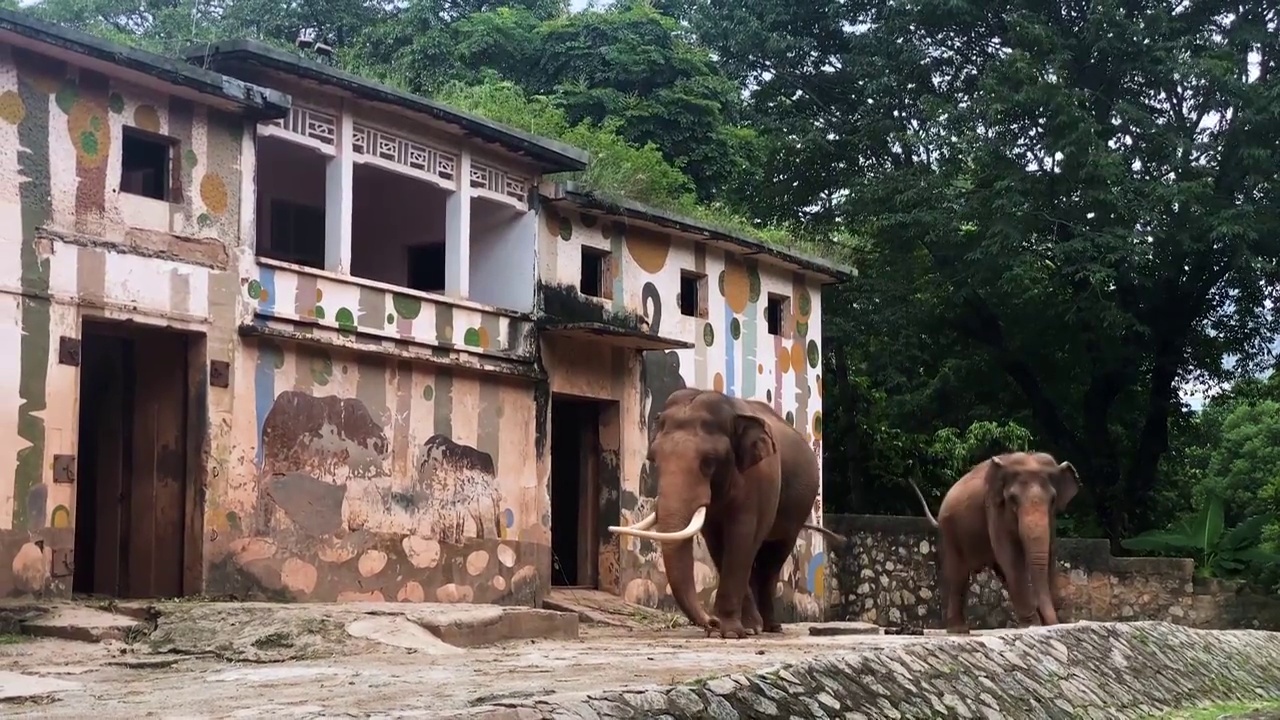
[324, 100, 354, 274]
[444, 150, 472, 298]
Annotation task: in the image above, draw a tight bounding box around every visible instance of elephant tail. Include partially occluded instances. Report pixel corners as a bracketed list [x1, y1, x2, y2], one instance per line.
[907, 479, 940, 529]
[802, 523, 850, 548]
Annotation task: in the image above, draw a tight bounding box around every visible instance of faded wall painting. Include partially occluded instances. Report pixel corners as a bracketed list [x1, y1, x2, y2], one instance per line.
[539, 205, 827, 621]
[0, 45, 247, 597]
[208, 338, 546, 604]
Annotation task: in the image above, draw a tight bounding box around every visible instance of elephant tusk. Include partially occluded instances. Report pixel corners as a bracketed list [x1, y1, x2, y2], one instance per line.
[608, 512, 657, 533]
[608, 506, 706, 542]
[632, 512, 657, 531]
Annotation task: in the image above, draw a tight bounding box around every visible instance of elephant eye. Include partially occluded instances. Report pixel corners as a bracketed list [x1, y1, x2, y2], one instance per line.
[699, 455, 717, 475]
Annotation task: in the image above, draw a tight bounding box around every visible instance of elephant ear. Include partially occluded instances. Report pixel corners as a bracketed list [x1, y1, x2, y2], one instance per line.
[733, 412, 777, 473]
[1053, 461, 1080, 512]
[983, 455, 1012, 505]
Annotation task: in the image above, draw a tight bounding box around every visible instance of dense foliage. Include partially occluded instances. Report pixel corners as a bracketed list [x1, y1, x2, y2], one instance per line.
[25, 0, 1280, 584]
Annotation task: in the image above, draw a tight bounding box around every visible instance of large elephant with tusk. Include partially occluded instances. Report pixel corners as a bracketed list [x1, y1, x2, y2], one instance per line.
[608, 389, 841, 638]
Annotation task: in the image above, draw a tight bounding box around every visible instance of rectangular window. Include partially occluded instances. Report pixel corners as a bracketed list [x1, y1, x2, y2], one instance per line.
[407, 243, 447, 293]
[766, 293, 790, 336]
[679, 271, 707, 318]
[120, 128, 174, 201]
[264, 199, 326, 269]
[580, 246, 611, 299]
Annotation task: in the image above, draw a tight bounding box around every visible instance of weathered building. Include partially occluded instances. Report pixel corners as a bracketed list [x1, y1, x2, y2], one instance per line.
[0, 10, 289, 597]
[0, 19, 851, 620]
[535, 185, 848, 620]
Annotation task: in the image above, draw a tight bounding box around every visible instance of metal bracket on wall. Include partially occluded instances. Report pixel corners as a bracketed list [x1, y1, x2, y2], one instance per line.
[52, 454, 76, 484]
[50, 548, 73, 578]
[209, 359, 230, 388]
[58, 336, 81, 366]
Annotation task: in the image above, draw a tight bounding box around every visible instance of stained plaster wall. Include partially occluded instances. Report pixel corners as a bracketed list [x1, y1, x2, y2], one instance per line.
[208, 337, 547, 604]
[214, 69, 555, 604]
[538, 204, 828, 621]
[0, 44, 249, 596]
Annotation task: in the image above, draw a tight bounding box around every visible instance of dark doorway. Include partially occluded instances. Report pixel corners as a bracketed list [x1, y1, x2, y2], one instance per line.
[74, 320, 199, 599]
[550, 396, 607, 588]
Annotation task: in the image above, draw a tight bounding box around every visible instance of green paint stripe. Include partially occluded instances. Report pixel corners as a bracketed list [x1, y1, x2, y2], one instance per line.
[13, 52, 54, 530]
[434, 370, 453, 438]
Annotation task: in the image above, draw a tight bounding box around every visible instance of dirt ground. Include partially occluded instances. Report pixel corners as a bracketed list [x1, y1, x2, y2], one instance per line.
[0, 608, 987, 719]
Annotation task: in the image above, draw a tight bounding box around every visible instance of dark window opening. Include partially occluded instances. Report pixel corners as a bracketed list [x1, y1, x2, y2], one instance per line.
[407, 243, 447, 293]
[766, 294, 789, 336]
[120, 128, 173, 201]
[580, 247, 610, 298]
[265, 199, 326, 269]
[679, 271, 706, 318]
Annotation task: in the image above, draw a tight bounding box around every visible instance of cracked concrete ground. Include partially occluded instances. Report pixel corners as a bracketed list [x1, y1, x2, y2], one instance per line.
[0, 610, 984, 719]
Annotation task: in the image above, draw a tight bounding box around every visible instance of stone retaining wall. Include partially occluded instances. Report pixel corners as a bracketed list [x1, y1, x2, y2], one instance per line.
[468, 622, 1280, 719]
[822, 514, 1280, 631]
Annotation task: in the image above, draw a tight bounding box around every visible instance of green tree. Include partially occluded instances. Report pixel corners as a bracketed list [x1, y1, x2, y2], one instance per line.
[25, 0, 389, 55]
[432, 76, 697, 205]
[697, 0, 1280, 544]
[352, 2, 758, 202]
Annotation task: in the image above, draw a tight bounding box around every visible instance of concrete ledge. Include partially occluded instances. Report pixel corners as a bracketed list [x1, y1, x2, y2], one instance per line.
[465, 622, 1280, 719]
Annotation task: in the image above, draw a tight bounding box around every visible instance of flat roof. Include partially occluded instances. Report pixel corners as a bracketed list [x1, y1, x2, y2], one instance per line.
[0, 9, 289, 120]
[182, 39, 590, 174]
[546, 182, 856, 285]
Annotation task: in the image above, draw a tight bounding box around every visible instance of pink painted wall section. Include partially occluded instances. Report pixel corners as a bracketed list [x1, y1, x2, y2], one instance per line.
[0, 45, 249, 596]
[207, 338, 548, 604]
[539, 204, 829, 621]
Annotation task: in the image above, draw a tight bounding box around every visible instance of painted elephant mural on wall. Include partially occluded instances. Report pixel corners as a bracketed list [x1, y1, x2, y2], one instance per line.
[397, 434, 504, 544]
[257, 390, 391, 537]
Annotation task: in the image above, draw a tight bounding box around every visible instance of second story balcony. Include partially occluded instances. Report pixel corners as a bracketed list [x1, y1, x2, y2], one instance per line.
[183, 40, 590, 374]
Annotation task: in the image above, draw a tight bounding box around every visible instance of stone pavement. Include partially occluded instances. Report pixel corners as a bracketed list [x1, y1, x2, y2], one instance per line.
[0, 600, 1277, 719]
[463, 621, 1280, 720]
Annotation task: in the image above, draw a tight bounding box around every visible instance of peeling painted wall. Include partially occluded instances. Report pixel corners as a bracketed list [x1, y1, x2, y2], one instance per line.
[539, 204, 828, 621]
[0, 45, 249, 596]
[210, 339, 547, 604]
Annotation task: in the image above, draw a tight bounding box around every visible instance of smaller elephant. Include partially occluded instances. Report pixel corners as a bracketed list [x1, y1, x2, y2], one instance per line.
[908, 451, 1079, 634]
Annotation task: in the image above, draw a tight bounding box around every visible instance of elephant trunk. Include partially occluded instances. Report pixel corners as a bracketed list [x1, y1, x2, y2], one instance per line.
[656, 478, 712, 629]
[1020, 509, 1059, 625]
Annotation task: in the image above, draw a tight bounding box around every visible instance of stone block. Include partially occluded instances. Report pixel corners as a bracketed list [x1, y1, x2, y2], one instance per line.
[20, 606, 145, 643]
[413, 606, 579, 647]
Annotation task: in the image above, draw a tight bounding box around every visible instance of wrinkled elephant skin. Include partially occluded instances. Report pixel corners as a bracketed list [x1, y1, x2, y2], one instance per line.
[608, 389, 824, 639]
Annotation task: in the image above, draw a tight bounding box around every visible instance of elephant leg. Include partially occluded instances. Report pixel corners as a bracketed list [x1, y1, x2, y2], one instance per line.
[707, 511, 757, 639]
[991, 545, 1037, 626]
[941, 545, 971, 634]
[703, 527, 760, 635]
[751, 539, 793, 634]
[740, 587, 764, 635]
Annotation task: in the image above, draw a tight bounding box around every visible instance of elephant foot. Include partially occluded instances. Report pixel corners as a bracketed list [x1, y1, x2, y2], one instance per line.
[742, 607, 764, 635]
[706, 617, 749, 639]
[762, 622, 784, 634]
